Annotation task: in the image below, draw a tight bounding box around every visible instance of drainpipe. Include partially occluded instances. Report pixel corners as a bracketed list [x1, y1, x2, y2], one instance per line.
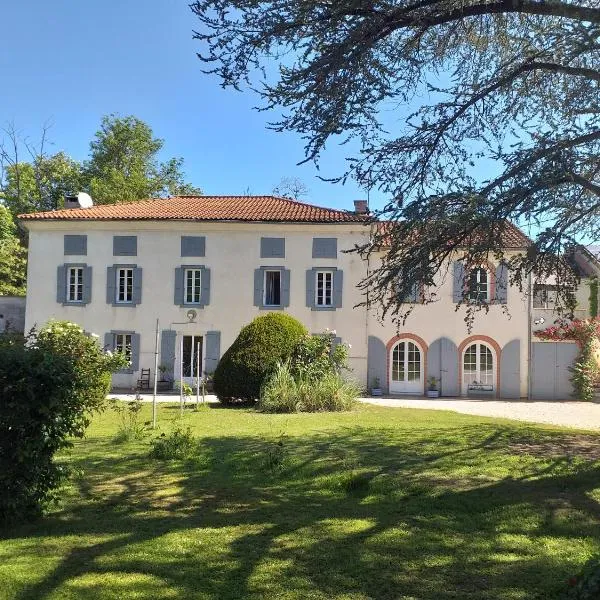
[527, 271, 533, 400]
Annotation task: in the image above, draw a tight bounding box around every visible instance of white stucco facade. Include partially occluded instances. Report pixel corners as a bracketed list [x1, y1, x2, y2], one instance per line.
[23, 209, 533, 398]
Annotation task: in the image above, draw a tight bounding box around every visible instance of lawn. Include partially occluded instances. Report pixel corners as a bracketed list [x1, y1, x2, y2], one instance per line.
[1, 403, 600, 600]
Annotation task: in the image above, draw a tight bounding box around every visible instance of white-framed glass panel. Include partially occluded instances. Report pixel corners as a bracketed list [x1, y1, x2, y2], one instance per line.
[185, 268, 202, 304]
[390, 340, 422, 394]
[264, 270, 281, 306]
[468, 267, 489, 302]
[114, 333, 132, 363]
[463, 342, 494, 391]
[116, 268, 133, 303]
[533, 284, 558, 309]
[67, 266, 83, 302]
[182, 335, 203, 380]
[316, 270, 334, 306]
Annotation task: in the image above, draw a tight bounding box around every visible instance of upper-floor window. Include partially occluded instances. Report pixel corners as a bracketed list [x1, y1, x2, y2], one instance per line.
[67, 266, 84, 302]
[114, 333, 132, 363]
[468, 267, 489, 303]
[264, 270, 281, 306]
[533, 284, 559, 309]
[185, 268, 202, 304]
[117, 268, 133, 303]
[316, 270, 334, 307]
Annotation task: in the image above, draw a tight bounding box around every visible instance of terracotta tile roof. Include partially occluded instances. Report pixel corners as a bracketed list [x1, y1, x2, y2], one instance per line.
[18, 195, 367, 224]
[375, 220, 531, 249]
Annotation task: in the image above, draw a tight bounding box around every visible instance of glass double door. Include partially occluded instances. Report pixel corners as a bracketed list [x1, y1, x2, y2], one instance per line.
[389, 340, 423, 394]
[181, 335, 203, 385]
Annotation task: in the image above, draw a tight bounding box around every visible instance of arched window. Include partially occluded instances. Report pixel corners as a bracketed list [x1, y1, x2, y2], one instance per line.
[390, 339, 423, 394]
[468, 267, 489, 302]
[463, 342, 494, 392]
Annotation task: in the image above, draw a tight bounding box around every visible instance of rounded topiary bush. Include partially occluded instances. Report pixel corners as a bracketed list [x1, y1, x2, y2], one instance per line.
[213, 313, 307, 403]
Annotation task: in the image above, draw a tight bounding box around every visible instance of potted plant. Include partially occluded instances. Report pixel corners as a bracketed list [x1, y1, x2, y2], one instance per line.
[427, 376, 440, 398]
[371, 376, 382, 397]
[157, 364, 173, 392]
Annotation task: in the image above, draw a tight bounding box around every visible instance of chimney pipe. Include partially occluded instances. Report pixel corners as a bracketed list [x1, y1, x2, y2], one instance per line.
[353, 199, 369, 214]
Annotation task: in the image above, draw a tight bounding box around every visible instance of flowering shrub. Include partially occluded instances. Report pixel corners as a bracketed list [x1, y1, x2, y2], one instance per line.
[565, 556, 600, 599]
[0, 321, 127, 523]
[289, 330, 350, 381]
[536, 318, 600, 401]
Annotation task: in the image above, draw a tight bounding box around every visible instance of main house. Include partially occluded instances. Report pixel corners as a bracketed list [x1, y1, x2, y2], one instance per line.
[20, 195, 548, 399]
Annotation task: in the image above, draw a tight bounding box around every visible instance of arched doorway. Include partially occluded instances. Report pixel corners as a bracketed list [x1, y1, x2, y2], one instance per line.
[461, 341, 496, 395]
[389, 338, 424, 394]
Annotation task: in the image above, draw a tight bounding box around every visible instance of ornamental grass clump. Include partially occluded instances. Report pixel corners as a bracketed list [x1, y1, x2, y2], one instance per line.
[258, 331, 361, 413]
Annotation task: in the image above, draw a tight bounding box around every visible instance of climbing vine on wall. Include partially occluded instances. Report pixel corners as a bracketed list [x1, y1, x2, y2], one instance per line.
[589, 278, 598, 319]
[537, 318, 600, 401]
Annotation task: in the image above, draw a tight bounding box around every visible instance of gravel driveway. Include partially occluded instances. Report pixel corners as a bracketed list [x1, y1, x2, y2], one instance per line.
[360, 397, 600, 430]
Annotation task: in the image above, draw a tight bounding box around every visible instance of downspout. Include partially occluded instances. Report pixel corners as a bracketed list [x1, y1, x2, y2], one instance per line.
[527, 271, 533, 400]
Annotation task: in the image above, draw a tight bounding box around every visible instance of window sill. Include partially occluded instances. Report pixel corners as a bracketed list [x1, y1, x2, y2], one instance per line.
[179, 303, 206, 309]
[62, 302, 88, 307]
[311, 306, 338, 312]
[259, 305, 284, 311]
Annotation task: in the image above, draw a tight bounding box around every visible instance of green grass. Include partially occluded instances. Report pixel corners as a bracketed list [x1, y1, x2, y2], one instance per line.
[1, 403, 600, 600]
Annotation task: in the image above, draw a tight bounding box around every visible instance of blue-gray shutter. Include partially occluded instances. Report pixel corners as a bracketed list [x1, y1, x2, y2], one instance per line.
[131, 333, 141, 372]
[181, 236, 205, 257]
[281, 269, 290, 307]
[500, 339, 520, 398]
[306, 269, 315, 308]
[260, 237, 285, 258]
[427, 338, 442, 385]
[331, 336, 342, 355]
[367, 336, 387, 393]
[452, 261, 465, 303]
[200, 267, 211, 306]
[83, 266, 92, 304]
[205, 331, 221, 374]
[113, 235, 137, 256]
[174, 267, 184, 305]
[64, 234, 87, 255]
[495, 262, 508, 303]
[160, 330, 177, 378]
[106, 266, 116, 304]
[333, 269, 343, 308]
[440, 337, 459, 396]
[104, 332, 114, 351]
[254, 269, 264, 307]
[312, 238, 337, 259]
[132, 268, 143, 305]
[57, 265, 67, 303]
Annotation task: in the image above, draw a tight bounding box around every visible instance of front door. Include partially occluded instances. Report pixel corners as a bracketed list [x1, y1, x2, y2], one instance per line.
[182, 335, 203, 386]
[389, 340, 423, 394]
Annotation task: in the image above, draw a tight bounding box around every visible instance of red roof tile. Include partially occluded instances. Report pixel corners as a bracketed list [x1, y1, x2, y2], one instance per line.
[19, 195, 367, 224]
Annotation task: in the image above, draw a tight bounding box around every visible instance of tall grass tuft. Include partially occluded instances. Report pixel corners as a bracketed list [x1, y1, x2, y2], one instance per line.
[259, 362, 360, 413]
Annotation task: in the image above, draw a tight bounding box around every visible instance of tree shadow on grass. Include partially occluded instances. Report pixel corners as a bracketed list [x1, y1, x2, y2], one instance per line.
[3, 423, 600, 600]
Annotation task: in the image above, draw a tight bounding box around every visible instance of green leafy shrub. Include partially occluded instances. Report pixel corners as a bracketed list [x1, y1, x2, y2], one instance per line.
[259, 362, 360, 413]
[565, 556, 600, 599]
[149, 427, 198, 460]
[109, 396, 146, 443]
[289, 331, 349, 381]
[213, 313, 307, 403]
[0, 321, 126, 524]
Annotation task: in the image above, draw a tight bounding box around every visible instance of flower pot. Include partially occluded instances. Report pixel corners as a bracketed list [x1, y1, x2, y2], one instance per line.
[371, 388, 383, 397]
[426, 390, 440, 398]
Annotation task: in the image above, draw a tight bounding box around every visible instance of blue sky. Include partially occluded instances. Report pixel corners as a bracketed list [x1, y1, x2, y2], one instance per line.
[0, 0, 373, 212]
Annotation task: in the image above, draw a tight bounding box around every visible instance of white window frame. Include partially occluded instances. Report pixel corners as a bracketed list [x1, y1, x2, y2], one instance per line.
[263, 269, 282, 307]
[462, 342, 495, 392]
[114, 333, 132, 363]
[116, 267, 133, 303]
[67, 266, 84, 303]
[315, 270, 334, 307]
[468, 267, 490, 303]
[184, 268, 202, 305]
[533, 284, 558, 309]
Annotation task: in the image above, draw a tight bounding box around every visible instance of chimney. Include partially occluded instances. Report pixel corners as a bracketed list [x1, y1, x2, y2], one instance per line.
[63, 192, 93, 209]
[353, 199, 369, 214]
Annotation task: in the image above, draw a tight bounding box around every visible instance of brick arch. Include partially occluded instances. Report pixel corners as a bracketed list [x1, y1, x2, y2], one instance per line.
[386, 334, 429, 395]
[458, 335, 502, 396]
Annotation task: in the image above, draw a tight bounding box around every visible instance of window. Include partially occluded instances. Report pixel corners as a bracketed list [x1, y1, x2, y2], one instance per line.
[463, 343, 494, 391]
[67, 266, 84, 302]
[468, 267, 489, 302]
[114, 333, 132, 363]
[264, 270, 281, 306]
[185, 268, 202, 304]
[316, 270, 334, 307]
[533, 284, 558, 309]
[117, 268, 133, 303]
